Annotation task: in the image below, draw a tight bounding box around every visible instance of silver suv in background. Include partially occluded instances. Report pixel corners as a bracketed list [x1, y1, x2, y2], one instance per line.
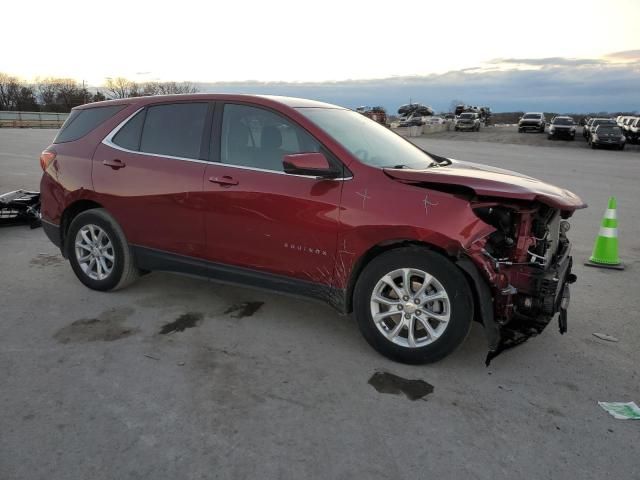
[547, 116, 576, 140]
[454, 112, 481, 131]
[628, 117, 640, 144]
[518, 112, 546, 133]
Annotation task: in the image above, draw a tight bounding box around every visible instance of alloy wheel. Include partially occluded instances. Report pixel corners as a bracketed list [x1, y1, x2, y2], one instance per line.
[370, 268, 451, 348]
[74, 224, 115, 281]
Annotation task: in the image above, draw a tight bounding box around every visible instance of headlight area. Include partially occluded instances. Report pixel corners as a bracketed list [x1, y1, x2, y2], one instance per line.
[464, 201, 577, 348]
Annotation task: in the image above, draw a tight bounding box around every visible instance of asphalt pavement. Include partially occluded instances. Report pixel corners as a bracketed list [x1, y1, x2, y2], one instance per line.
[1, 127, 639, 480]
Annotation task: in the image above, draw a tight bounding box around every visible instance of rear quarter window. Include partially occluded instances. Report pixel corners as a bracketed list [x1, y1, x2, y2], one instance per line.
[112, 109, 146, 151]
[54, 105, 125, 144]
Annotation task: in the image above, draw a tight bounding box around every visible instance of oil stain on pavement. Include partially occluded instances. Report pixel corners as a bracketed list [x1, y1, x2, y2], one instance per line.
[29, 253, 64, 267]
[159, 312, 204, 334]
[368, 371, 434, 401]
[54, 306, 138, 343]
[224, 302, 264, 318]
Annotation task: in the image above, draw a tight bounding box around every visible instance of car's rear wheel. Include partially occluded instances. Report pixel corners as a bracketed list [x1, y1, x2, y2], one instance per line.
[66, 208, 140, 291]
[353, 247, 472, 364]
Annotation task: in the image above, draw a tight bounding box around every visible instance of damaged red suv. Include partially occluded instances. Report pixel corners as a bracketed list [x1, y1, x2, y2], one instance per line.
[40, 94, 585, 363]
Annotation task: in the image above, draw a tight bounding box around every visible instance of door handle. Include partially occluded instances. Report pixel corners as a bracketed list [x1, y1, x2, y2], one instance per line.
[103, 159, 126, 170]
[208, 175, 238, 186]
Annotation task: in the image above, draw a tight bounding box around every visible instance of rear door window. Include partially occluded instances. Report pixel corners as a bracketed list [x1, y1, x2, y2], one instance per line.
[139, 103, 208, 159]
[54, 105, 125, 143]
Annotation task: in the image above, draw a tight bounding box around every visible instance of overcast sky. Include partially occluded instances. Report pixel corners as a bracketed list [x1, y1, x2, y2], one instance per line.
[4, 0, 639, 111]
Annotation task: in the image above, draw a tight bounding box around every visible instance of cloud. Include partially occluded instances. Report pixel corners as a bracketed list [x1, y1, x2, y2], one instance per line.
[489, 57, 605, 67]
[605, 49, 640, 61]
[198, 52, 640, 113]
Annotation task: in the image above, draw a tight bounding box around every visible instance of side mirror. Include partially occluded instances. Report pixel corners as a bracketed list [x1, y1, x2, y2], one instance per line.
[283, 152, 337, 178]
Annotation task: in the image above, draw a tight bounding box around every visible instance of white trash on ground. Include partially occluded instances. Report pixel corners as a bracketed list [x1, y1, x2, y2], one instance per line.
[598, 402, 640, 420]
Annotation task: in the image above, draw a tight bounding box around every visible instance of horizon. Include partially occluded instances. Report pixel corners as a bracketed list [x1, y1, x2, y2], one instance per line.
[3, 0, 639, 113]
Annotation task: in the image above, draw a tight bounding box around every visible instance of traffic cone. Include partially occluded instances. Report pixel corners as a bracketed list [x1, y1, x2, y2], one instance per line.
[584, 197, 624, 270]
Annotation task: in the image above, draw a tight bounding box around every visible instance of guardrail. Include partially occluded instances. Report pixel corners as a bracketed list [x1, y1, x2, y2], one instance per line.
[0, 111, 68, 128]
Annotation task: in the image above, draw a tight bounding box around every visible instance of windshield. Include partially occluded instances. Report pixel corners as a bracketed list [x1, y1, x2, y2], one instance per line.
[523, 114, 541, 119]
[552, 117, 574, 125]
[597, 126, 622, 134]
[460, 113, 475, 119]
[593, 119, 615, 127]
[297, 108, 435, 169]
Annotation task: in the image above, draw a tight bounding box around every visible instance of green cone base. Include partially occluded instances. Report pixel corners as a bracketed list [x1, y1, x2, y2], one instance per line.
[584, 260, 624, 270]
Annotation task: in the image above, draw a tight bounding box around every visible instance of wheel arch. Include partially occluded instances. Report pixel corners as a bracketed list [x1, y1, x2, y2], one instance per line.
[60, 199, 104, 256]
[344, 239, 455, 314]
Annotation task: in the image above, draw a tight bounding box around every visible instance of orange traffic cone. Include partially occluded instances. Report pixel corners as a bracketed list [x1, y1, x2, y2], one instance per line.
[584, 197, 624, 270]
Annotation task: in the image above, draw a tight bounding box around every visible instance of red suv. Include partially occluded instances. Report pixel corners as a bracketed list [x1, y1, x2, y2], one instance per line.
[40, 94, 585, 363]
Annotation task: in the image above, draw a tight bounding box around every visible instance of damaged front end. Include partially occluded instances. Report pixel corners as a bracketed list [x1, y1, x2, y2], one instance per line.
[465, 201, 578, 364]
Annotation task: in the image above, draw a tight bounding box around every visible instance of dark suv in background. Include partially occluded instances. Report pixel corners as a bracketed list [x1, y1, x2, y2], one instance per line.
[588, 124, 626, 150]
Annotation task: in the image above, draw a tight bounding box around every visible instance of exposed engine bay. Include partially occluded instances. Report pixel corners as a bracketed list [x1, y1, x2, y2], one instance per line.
[467, 201, 576, 364]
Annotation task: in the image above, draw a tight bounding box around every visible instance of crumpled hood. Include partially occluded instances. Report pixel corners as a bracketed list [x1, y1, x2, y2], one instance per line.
[383, 159, 587, 211]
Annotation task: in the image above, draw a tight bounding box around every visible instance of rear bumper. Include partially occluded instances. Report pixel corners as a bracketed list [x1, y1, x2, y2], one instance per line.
[42, 219, 62, 250]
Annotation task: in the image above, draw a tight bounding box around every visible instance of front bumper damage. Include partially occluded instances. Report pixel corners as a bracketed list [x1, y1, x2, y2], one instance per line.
[460, 204, 578, 365]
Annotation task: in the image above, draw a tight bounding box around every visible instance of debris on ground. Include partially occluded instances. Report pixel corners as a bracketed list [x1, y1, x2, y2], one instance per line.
[0, 190, 41, 228]
[598, 402, 640, 420]
[592, 332, 620, 342]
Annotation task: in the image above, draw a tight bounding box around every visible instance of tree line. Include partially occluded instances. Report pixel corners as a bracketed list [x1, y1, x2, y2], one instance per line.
[0, 73, 199, 113]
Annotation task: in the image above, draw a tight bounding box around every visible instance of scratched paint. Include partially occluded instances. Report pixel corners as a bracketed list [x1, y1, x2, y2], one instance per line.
[422, 194, 439, 215]
[356, 189, 371, 209]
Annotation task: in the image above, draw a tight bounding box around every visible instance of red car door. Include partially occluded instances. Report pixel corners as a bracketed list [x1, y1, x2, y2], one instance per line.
[202, 103, 344, 285]
[92, 102, 210, 257]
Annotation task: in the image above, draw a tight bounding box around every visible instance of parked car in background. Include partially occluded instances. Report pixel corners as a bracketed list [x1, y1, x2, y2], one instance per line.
[356, 106, 389, 127]
[547, 116, 576, 140]
[584, 118, 616, 140]
[39, 94, 584, 364]
[622, 116, 637, 140]
[427, 116, 446, 125]
[398, 113, 425, 127]
[628, 117, 640, 144]
[518, 113, 546, 133]
[588, 124, 626, 150]
[455, 112, 481, 131]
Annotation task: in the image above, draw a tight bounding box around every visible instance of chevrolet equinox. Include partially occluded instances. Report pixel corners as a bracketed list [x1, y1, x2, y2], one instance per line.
[40, 95, 585, 363]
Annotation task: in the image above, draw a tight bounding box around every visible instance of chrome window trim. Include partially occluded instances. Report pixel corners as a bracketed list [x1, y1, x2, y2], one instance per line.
[101, 106, 352, 181]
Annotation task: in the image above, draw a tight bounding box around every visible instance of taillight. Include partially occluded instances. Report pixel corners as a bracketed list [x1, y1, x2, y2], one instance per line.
[40, 149, 56, 171]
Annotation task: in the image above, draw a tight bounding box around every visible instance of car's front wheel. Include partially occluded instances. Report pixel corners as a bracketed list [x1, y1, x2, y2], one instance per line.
[66, 208, 140, 291]
[353, 247, 472, 364]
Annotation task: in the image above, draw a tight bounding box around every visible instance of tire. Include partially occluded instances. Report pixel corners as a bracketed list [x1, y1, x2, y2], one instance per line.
[66, 208, 140, 291]
[547, 135, 553, 140]
[518, 128, 523, 133]
[591, 142, 597, 149]
[353, 247, 473, 364]
[619, 144, 625, 151]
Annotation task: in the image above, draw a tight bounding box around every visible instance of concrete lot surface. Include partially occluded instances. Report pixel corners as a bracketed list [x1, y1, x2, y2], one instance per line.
[1, 128, 639, 480]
